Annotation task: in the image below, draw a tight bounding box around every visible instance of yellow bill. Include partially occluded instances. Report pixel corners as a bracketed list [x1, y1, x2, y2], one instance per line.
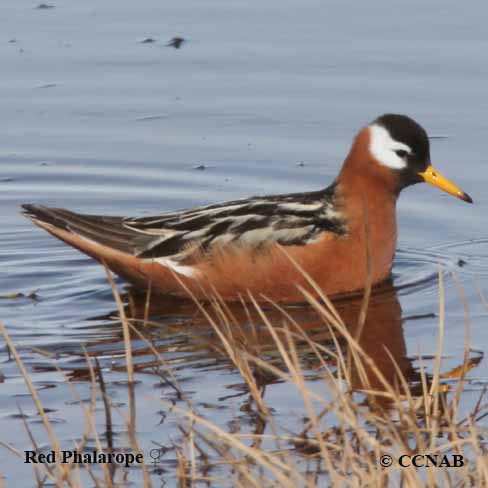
[418, 165, 472, 203]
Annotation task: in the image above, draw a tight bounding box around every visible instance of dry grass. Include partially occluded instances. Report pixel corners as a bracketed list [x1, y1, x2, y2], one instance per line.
[1, 264, 487, 487]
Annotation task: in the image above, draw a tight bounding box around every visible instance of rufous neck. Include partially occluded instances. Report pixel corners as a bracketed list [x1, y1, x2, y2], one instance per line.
[337, 127, 400, 203]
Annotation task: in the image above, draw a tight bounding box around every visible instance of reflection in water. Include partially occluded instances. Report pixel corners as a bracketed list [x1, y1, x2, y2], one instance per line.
[74, 280, 420, 403]
[46, 282, 421, 482]
[48, 275, 484, 417]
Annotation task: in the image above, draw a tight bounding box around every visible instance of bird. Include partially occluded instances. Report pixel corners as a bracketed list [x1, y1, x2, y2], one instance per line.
[22, 114, 472, 303]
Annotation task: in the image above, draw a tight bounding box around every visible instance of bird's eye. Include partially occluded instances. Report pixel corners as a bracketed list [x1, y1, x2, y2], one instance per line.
[395, 149, 408, 158]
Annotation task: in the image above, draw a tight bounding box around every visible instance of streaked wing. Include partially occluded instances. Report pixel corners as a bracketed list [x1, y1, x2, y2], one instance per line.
[123, 183, 346, 260]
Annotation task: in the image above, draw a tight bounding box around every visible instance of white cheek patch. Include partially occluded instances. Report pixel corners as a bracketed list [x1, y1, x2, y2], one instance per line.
[369, 125, 411, 170]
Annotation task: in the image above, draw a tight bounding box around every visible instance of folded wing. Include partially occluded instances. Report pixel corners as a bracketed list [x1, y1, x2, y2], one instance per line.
[22, 183, 346, 265]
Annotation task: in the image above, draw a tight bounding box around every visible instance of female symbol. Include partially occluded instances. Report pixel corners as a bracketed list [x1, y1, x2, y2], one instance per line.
[149, 448, 162, 467]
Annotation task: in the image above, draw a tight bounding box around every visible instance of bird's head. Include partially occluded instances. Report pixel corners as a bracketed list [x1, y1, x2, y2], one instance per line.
[365, 113, 472, 203]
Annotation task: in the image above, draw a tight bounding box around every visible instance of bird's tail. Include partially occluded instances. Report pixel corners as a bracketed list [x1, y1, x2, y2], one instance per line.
[21, 204, 135, 254]
[21, 204, 155, 286]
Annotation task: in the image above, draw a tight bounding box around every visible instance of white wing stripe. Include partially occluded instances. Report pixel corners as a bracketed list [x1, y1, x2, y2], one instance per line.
[152, 258, 197, 278]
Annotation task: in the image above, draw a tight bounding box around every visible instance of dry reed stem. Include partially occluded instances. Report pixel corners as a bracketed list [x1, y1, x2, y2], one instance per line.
[102, 263, 152, 488]
[95, 357, 116, 482]
[165, 401, 305, 487]
[18, 404, 46, 486]
[451, 273, 472, 423]
[82, 351, 115, 487]
[355, 193, 373, 341]
[0, 321, 74, 486]
[167, 269, 271, 415]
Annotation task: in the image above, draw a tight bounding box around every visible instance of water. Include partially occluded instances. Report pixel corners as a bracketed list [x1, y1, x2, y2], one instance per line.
[1, 0, 488, 485]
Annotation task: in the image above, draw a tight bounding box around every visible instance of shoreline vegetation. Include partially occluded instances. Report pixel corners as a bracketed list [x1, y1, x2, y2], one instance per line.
[1, 263, 487, 487]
